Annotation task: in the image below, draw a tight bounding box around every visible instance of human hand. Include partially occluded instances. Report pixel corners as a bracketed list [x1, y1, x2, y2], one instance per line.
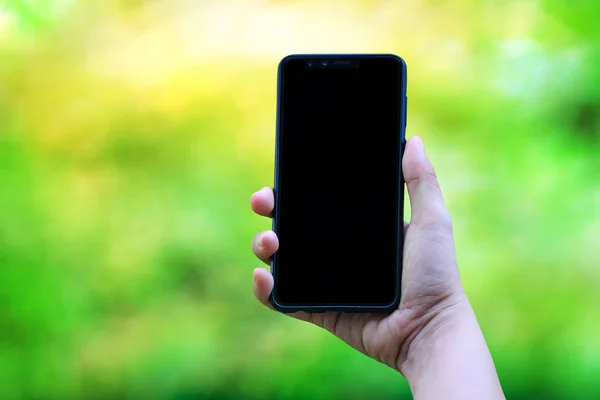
[251, 136, 464, 371]
[250, 136, 504, 399]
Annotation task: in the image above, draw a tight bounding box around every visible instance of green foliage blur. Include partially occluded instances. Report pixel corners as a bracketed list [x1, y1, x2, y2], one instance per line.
[0, 0, 599, 399]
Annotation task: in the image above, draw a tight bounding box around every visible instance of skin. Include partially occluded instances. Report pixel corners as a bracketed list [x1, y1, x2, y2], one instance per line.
[250, 136, 506, 399]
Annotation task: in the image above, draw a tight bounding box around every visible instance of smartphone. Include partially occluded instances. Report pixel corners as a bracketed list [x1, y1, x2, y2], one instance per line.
[271, 54, 407, 313]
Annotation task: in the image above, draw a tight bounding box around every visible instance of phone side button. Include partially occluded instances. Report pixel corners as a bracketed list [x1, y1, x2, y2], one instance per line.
[404, 96, 408, 127]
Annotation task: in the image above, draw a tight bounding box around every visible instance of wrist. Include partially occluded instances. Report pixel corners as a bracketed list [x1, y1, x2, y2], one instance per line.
[397, 292, 473, 376]
[398, 293, 505, 399]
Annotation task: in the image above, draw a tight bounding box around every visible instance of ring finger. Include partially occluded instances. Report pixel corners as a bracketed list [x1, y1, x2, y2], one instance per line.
[251, 230, 279, 265]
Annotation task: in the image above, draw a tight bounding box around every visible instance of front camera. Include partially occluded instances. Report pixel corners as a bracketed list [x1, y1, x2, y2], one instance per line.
[322, 61, 328, 67]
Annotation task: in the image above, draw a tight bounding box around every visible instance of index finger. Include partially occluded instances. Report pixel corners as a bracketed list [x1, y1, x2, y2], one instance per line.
[250, 187, 274, 218]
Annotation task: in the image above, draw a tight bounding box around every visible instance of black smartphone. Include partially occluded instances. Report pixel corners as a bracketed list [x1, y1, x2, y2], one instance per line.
[271, 54, 407, 313]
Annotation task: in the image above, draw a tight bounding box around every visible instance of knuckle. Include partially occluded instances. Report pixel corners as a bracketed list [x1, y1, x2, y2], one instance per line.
[418, 205, 453, 232]
[404, 162, 439, 189]
[435, 211, 453, 231]
[252, 234, 262, 251]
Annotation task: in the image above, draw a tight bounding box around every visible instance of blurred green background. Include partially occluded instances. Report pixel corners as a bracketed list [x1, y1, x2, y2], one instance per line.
[1, 0, 599, 399]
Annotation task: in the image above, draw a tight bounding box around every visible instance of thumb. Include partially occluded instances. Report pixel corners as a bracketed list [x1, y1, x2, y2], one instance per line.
[402, 136, 451, 230]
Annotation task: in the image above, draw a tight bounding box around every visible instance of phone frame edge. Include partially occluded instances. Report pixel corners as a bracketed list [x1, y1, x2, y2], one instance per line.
[270, 53, 407, 314]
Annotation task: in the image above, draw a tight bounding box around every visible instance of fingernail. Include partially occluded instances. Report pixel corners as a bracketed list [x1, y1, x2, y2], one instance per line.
[256, 233, 264, 249]
[414, 136, 424, 152]
[411, 137, 428, 162]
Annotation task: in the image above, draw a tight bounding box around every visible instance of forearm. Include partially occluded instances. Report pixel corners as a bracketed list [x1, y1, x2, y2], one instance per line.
[401, 296, 505, 400]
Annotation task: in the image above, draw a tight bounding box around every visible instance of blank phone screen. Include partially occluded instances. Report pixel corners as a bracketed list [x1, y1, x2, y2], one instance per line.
[273, 56, 405, 308]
